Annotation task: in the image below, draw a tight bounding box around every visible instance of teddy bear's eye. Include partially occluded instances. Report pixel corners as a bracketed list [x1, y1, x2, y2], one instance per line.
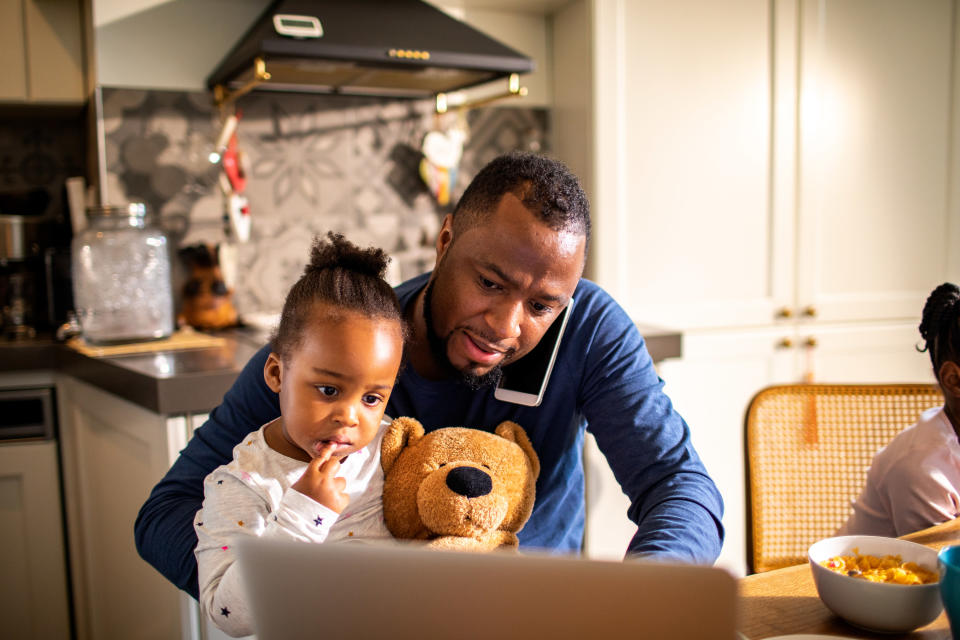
[438, 462, 447, 468]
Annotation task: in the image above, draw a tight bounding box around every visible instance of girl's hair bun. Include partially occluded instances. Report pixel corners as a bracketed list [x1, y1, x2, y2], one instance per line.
[306, 232, 389, 279]
[270, 231, 405, 361]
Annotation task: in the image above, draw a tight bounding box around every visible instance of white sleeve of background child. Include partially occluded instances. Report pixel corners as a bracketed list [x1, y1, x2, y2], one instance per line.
[195, 469, 340, 637]
[884, 455, 960, 536]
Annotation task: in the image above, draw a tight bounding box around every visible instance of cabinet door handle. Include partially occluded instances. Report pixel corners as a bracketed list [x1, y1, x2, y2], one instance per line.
[803, 305, 818, 318]
[804, 336, 818, 348]
[777, 337, 794, 349]
[777, 307, 794, 319]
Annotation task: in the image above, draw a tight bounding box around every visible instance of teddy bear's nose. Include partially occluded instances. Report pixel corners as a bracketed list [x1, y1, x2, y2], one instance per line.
[445, 466, 492, 498]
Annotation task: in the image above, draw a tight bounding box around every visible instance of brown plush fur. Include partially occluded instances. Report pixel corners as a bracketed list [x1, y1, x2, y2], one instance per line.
[381, 417, 540, 551]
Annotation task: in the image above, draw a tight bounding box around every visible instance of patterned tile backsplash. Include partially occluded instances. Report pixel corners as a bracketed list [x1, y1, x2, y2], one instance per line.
[100, 88, 548, 317]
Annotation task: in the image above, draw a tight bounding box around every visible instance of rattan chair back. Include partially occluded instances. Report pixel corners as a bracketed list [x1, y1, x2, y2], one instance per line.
[744, 383, 942, 574]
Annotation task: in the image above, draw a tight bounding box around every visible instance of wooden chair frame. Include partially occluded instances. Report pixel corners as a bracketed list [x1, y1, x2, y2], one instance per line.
[743, 383, 942, 574]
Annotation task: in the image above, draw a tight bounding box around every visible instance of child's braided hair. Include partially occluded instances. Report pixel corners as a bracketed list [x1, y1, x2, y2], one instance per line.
[919, 282, 960, 378]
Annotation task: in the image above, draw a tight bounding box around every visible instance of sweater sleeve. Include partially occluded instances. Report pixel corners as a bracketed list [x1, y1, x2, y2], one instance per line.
[579, 291, 724, 564]
[134, 345, 279, 598]
[196, 470, 339, 637]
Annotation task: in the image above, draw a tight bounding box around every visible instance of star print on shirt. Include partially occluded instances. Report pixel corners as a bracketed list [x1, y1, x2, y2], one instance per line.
[314, 516, 323, 526]
[221, 607, 230, 618]
[237, 520, 244, 527]
[217, 480, 223, 485]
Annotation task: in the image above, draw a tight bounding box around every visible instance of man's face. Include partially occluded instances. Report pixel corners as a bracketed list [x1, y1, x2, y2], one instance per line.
[424, 192, 585, 386]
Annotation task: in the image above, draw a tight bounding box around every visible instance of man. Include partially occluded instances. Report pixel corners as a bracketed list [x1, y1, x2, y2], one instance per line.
[135, 152, 724, 598]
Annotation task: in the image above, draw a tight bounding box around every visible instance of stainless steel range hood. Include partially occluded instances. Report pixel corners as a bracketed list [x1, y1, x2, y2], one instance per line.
[206, 0, 535, 103]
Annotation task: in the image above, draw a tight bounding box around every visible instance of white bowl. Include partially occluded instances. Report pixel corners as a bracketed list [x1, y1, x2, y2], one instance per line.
[808, 535, 942, 633]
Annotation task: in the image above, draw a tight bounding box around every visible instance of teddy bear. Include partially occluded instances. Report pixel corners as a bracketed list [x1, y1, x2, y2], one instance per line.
[380, 416, 540, 551]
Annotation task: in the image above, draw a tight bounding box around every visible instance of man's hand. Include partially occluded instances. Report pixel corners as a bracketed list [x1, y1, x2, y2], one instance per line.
[292, 444, 349, 513]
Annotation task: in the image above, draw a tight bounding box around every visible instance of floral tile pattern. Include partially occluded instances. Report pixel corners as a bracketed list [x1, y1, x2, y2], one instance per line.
[100, 88, 548, 316]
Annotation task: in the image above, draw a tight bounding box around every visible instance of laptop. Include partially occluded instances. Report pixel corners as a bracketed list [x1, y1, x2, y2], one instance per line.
[235, 537, 738, 640]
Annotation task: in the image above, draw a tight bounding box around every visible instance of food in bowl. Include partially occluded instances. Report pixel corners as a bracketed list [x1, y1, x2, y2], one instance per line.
[820, 548, 938, 585]
[808, 535, 942, 633]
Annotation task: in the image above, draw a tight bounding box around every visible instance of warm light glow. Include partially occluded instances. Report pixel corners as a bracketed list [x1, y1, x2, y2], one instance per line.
[800, 74, 848, 153]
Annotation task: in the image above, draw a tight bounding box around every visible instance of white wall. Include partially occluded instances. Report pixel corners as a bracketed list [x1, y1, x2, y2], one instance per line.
[550, 0, 592, 207]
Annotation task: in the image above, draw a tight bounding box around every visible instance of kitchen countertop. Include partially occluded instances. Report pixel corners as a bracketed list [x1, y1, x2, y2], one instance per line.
[0, 324, 682, 416]
[0, 328, 265, 415]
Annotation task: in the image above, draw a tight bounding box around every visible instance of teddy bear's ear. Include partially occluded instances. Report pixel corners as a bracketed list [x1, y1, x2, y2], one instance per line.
[381, 416, 425, 474]
[494, 421, 540, 480]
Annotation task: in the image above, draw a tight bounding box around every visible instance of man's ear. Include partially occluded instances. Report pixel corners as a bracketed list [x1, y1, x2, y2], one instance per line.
[435, 214, 454, 263]
[940, 360, 960, 396]
[264, 352, 283, 393]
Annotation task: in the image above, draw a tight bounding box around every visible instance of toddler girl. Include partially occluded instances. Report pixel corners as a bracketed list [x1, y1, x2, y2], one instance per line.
[839, 282, 960, 537]
[194, 233, 406, 637]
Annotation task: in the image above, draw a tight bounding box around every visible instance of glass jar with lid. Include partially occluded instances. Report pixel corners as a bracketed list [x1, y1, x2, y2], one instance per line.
[71, 203, 174, 344]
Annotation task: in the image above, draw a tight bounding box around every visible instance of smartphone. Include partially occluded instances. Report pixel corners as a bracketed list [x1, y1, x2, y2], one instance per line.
[494, 298, 574, 407]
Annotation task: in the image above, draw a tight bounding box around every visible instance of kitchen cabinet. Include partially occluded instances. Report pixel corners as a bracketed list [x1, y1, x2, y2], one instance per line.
[0, 0, 86, 103]
[560, 0, 959, 330]
[57, 375, 209, 640]
[0, 332, 258, 640]
[560, 0, 960, 573]
[0, 370, 71, 639]
[790, 0, 959, 324]
[0, 439, 72, 639]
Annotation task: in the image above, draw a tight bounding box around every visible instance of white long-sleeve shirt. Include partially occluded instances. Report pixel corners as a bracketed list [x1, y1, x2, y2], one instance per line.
[838, 406, 960, 538]
[194, 417, 391, 637]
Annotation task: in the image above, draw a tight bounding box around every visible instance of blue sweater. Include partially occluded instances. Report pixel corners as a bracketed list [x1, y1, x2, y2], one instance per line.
[135, 274, 724, 598]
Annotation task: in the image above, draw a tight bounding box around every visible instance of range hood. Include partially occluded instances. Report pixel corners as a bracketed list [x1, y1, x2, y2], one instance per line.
[206, 0, 535, 103]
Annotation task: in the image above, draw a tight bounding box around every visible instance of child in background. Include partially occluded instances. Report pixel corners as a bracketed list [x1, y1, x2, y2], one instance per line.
[194, 233, 406, 637]
[839, 282, 960, 537]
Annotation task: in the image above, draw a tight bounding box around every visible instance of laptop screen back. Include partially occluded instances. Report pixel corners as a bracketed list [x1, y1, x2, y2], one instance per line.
[235, 537, 738, 640]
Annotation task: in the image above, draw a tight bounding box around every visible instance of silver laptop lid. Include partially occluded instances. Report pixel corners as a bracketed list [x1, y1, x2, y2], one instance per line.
[236, 537, 737, 640]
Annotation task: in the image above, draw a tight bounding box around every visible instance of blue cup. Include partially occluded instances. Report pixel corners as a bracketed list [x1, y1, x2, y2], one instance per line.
[939, 545, 960, 639]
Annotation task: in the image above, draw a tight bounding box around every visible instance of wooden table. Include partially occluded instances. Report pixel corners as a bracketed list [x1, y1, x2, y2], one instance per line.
[739, 519, 959, 639]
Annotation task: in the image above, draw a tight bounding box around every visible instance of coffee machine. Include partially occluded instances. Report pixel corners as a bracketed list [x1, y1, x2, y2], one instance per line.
[0, 212, 73, 340]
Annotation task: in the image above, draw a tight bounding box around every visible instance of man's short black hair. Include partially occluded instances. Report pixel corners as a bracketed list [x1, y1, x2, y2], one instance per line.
[452, 152, 591, 247]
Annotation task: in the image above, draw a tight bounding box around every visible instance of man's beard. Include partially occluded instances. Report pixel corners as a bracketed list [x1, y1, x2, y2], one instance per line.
[422, 278, 503, 391]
